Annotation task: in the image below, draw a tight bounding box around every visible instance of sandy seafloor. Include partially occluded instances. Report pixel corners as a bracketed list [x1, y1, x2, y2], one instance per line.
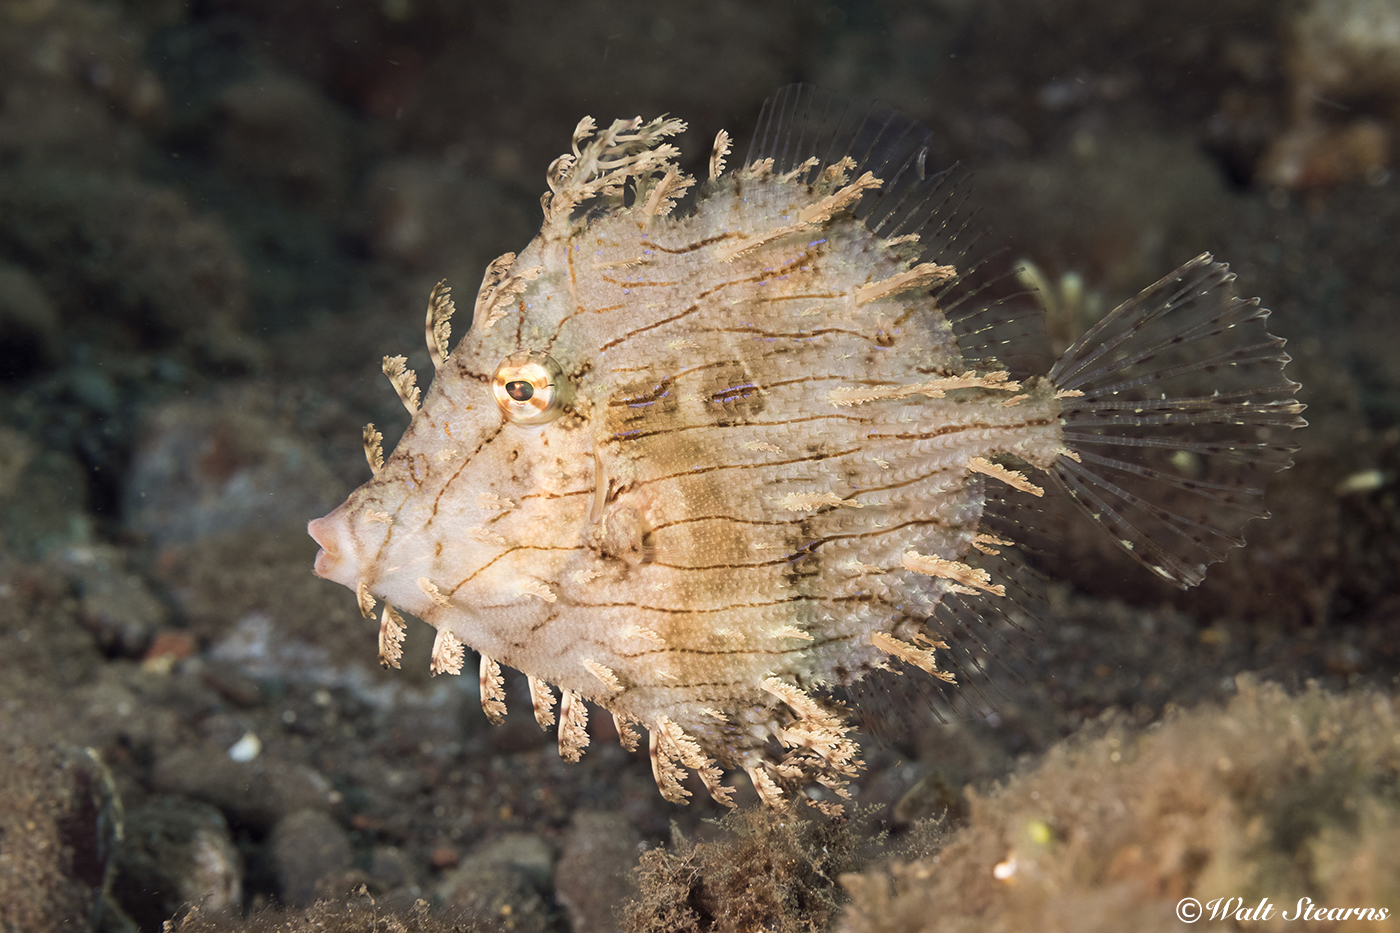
[1, 0, 1399, 929]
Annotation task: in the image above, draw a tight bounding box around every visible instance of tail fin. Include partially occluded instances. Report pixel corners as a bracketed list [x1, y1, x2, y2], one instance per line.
[1047, 254, 1306, 588]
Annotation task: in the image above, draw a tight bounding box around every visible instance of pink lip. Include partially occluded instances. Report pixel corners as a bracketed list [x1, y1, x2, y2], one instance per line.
[307, 514, 343, 582]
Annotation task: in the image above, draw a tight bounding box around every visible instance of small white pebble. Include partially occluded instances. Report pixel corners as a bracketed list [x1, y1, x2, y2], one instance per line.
[1335, 469, 1387, 496]
[228, 731, 261, 762]
[993, 856, 1017, 881]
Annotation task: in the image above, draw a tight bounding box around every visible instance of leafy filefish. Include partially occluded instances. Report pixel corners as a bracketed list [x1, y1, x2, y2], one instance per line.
[308, 86, 1304, 813]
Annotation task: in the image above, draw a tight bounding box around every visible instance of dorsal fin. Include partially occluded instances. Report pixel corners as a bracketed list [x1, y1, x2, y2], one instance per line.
[745, 84, 1050, 379]
[746, 84, 951, 243]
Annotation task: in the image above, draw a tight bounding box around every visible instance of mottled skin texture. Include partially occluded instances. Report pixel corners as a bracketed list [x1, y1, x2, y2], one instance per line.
[308, 88, 1306, 805]
[310, 135, 1071, 806]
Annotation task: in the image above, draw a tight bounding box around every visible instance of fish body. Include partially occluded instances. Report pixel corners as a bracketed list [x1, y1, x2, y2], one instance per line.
[309, 87, 1303, 811]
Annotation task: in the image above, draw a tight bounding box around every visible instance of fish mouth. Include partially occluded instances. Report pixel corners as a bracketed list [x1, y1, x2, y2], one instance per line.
[308, 512, 355, 588]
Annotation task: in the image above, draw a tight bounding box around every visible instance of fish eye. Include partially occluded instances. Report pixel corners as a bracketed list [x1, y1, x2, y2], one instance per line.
[492, 351, 569, 424]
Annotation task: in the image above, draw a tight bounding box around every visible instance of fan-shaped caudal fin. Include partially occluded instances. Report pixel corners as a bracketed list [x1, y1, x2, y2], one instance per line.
[1047, 254, 1305, 588]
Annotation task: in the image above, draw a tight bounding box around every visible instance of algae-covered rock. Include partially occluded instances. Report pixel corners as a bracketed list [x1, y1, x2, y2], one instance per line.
[624, 807, 895, 933]
[269, 808, 354, 907]
[0, 739, 121, 931]
[436, 832, 556, 933]
[112, 796, 242, 928]
[838, 677, 1400, 933]
[0, 168, 251, 359]
[555, 810, 643, 933]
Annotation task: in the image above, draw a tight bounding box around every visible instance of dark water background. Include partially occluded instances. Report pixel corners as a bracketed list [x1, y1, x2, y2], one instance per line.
[1, 0, 1397, 928]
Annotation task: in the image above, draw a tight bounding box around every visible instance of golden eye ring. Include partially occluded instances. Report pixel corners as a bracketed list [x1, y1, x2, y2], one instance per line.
[492, 351, 570, 424]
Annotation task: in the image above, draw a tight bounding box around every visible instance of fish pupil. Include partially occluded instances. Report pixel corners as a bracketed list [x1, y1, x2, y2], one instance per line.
[505, 380, 534, 402]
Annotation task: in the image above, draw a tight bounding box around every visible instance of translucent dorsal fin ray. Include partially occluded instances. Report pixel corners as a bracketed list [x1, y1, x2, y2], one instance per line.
[744, 84, 1049, 379]
[746, 84, 950, 240]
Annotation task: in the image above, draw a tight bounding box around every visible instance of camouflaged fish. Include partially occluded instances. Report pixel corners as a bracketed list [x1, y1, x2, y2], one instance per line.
[308, 86, 1304, 813]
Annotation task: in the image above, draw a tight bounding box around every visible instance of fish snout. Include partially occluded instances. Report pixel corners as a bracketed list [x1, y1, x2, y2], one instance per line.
[308, 511, 357, 588]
